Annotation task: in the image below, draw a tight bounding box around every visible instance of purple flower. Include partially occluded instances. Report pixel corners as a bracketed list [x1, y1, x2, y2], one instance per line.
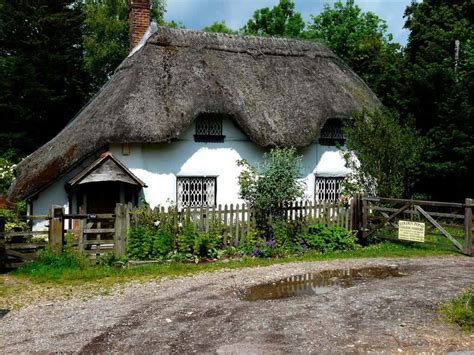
[266, 239, 275, 247]
[251, 247, 260, 257]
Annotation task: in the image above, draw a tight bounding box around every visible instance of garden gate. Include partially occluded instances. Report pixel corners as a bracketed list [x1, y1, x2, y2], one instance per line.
[357, 196, 472, 255]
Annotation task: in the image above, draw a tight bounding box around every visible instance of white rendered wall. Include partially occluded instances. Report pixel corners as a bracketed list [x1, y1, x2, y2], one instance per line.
[30, 117, 349, 229]
[110, 118, 349, 208]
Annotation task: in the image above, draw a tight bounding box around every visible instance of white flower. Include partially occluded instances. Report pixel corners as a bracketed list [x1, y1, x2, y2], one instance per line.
[154, 220, 161, 227]
[178, 222, 183, 228]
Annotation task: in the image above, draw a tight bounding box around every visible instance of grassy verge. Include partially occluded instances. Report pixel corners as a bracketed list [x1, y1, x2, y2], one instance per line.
[441, 285, 474, 331]
[0, 241, 459, 309]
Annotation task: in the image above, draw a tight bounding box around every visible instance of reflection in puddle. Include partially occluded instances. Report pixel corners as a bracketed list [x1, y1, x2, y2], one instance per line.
[244, 266, 408, 301]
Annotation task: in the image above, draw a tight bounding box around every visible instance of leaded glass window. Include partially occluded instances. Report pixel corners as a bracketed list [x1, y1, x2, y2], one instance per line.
[177, 177, 216, 208]
[315, 176, 345, 203]
[194, 114, 225, 142]
[319, 119, 345, 145]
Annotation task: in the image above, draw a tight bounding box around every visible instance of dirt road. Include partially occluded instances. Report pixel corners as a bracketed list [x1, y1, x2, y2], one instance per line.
[1, 256, 473, 353]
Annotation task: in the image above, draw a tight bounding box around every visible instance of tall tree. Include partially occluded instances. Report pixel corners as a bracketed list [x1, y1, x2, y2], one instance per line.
[402, 0, 474, 201]
[0, 0, 92, 161]
[305, 0, 405, 108]
[83, 0, 166, 90]
[241, 0, 304, 38]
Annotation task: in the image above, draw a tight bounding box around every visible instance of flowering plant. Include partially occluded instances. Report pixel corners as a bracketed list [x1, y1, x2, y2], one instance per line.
[0, 158, 15, 193]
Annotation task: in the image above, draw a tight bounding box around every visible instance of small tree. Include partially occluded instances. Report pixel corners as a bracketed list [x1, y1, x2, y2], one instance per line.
[237, 148, 304, 231]
[341, 110, 425, 198]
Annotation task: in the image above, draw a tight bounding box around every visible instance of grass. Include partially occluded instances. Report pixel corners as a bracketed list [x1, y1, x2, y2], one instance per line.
[0, 241, 459, 309]
[441, 285, 474, 331]
[8, 241, 458, 284]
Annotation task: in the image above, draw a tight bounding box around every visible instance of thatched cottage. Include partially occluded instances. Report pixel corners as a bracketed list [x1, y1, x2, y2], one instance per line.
[8, 1, 379, 228]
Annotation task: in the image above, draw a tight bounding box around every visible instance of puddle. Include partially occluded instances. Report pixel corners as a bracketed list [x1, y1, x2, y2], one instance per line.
[243, 266, 408, 301]
[0, 309, 10, 319]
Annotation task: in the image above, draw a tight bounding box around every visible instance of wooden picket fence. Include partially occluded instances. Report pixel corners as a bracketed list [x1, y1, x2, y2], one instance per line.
[134, 201, 353, 247]
[1, 200, 352, 268]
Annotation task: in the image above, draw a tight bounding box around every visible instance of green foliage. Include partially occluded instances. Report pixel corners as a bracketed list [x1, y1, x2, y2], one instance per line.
[97, 252, 116, 267]
[341, 110, 425, 198]
[305, 0, 404, 107]
[128, 207, 225, 261]
[18, 247, 89, 275]
[203, 21, 236, 34]
[237, 147, 304, 228]
[441, 285, 474, 331]
[0, 158, 14, 193]
[301, 223, 357, 253]
[241, 0, 305, 38]
[401, 0, 474, 200]
[83, 0, 166, 89]
[0, 0, 92, 161]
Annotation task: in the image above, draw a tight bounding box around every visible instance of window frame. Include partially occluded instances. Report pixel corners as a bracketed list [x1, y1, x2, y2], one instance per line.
[194, 114, 226, 143]
[318, 118, 346, 146]
[314, 176, 346, 204]
[176, 176, 217, 208]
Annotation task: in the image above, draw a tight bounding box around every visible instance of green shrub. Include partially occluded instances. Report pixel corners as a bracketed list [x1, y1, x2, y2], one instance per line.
[97, 252, 116, 267]
[301, 223, 357, 253]
[441, 286, 474, 331]
[17, 247, 89, 275]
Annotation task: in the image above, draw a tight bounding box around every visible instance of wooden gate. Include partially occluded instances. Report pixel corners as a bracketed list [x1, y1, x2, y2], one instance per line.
[359, 197, 473, 255]
[0, 203, 130, 268]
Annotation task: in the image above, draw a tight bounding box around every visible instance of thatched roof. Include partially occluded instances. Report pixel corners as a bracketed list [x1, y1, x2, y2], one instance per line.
[8, 26, 380, 200]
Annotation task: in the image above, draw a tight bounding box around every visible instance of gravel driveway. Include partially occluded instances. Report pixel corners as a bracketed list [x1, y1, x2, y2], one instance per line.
[1, 256, 473, 353]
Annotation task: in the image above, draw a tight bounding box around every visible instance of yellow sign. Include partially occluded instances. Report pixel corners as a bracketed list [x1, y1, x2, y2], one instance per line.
[398, 220, 425, 242]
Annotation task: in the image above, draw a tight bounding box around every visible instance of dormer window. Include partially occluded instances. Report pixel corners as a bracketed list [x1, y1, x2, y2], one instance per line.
[319, 118, 345, 146]
[194, 114, 225, 143]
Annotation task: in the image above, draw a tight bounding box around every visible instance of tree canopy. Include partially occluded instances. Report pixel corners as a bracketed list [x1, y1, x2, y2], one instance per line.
[241, 0, 305, 37]
[0, 0, 92, 160]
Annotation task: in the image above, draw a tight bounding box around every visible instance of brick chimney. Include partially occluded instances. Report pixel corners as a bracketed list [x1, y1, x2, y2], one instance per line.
[129, 0, 151, 49]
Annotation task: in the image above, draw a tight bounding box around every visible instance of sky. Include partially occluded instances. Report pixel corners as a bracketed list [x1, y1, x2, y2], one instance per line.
[164, 0, 413, 45]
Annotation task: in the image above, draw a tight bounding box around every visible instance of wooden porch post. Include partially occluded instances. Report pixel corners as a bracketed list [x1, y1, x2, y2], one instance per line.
[464, 198, 473, 256]
[114, 203, 130, 258]
[49, 205, 64, 252]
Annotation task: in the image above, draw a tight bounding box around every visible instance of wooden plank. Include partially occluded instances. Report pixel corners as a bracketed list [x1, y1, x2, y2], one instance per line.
[21, 215, 49, 220]
[365, 204, 411, 239]
[371, 206, 464, 220]
[83, 239, 115, 245]
[5, 249, 36, 260]
[6, 230, 48, 237]
[223, 204, 228, 247]
[83, 228, 115, 234]
[363, 196, 463, 209]
[235, 204, 240, 246]
[414, 205, 463, 252]
[63, 213, 114, 219]
[4, 243, 46, 249]
[464, 198, 473, 256]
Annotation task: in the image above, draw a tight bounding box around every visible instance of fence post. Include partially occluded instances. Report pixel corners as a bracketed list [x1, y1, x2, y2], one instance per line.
[464, 198, 473, 256]
[49, 205, 64, 252]
[361, 196, 368, 246]
[0, 217, 5, 269]
[114, 203, 130, 258]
